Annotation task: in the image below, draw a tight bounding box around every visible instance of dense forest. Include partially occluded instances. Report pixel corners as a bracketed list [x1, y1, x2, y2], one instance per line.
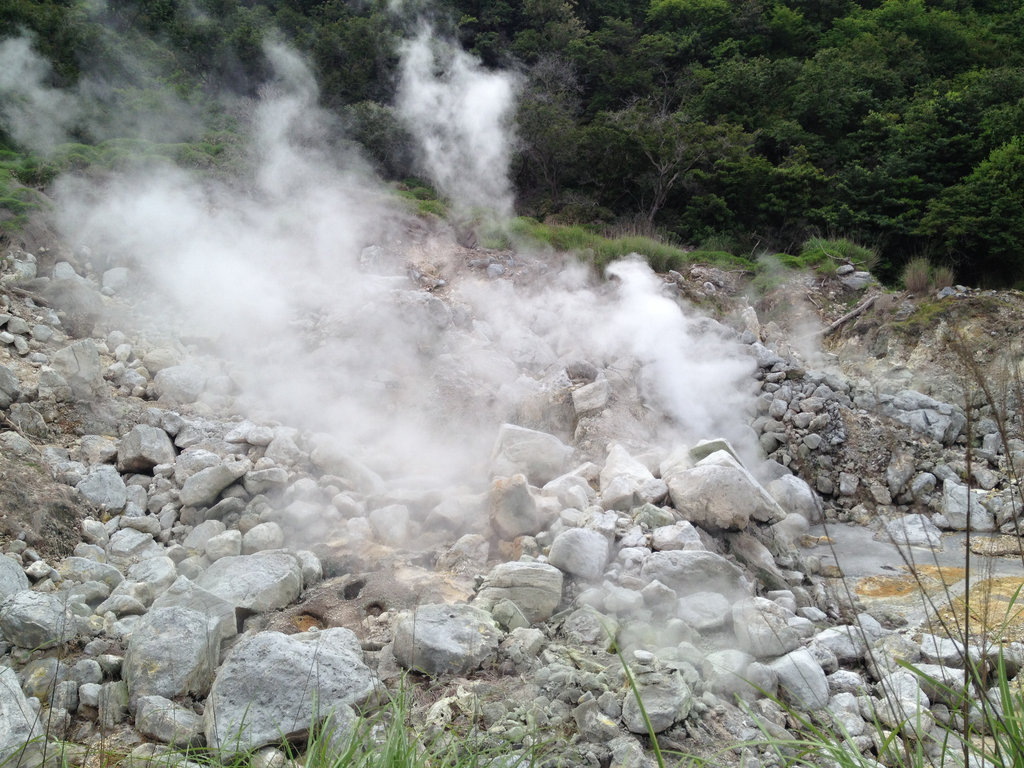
[1, 0, 1023, 285]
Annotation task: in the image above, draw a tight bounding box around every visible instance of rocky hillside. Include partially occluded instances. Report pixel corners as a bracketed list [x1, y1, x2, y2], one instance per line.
[0, 219, 1022, 768]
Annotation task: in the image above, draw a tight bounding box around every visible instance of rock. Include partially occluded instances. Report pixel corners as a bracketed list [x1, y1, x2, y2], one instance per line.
[812, 626, 869, 664]
[117, 425, 176, 473]
[242, 522, 286, 554]
[150, 576, 237, 644]
[204, 629, 377, 755]
[733, 597, 802, 658]
[122, 606, 220, 704]
[0, 667, 42, 763]
[640, 550, 749, 598]
[882, 514, 943, 548]
[766, 474, 823, 523]
[57, 557, 124, 590]
[676, 591, 731, 632]
[572, 379, 610, 415]
[703, 649, 775, 701]
[0, 364, 21, 408]
[548, 528, 610, 580]
[599, 444, 664, 510]
[393, 603, 502, 676]
[154, 365, 207, 404]
[0, 556, 29, 600]
[76, 465, 128, 513]
[98, 681, 129, 730]
[135, 695, 204, 747]
[621, 668, 692, 734]
[475, 561, 563, 623]
[0, 591, 76, 648]
[52, 339, 104, 399]
[489, 474, 544, 539]
[651, 521, 703, 551]
[941, 479, 996, 531]
[769, 648, 829, 710]
[194, 552, 302, 613]
[490, 424, 572, 485]
[107, 528, 163, 562]
[666, 461, 785, 530]
[205, 530, 242, 561]
[179, 460, 250, 508]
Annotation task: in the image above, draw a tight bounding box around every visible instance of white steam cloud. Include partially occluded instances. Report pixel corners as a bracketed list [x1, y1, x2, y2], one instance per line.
[396, 27, 521, 218]
[43, 30, 759, 493]
[0, 36, 80, 153]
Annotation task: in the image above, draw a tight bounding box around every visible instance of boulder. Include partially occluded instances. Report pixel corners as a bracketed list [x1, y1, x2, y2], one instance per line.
[665, 462, 784, 530]
[0, 364, 21, 409]
[135, 695, 205, 747]
[0, 591, 76, 649]
[621, 668, 692, 734]
[769, 648, 829, 710]
[0, 667, 42, 763]
[123, 606, 220, 704]
[475, 561, 563, 623]
[490, 424, 572, 485]
[640, 550, 749, 598]
[179, 460, 250, 508]
[117, 425, 176, 473]
[548, 528, 610, 580]
[194, 552, 302, 613]
[733, 597, 802, 658]
[204, 629, 376, 756]
[489, 474, 544, 539]
[393, 603, 502, 676]
[76, 465, 128, 513]
[153, 364, 207, 404]
[0, 556, 29, 600]
[52, 339, 104, 399]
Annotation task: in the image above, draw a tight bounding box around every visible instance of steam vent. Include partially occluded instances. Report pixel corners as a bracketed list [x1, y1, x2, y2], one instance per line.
[1, 24, 1024, 768]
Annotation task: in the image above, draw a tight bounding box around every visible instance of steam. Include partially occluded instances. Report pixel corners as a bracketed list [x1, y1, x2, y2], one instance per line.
[396, 27, 520, 218]
[0, 36, 80, 153]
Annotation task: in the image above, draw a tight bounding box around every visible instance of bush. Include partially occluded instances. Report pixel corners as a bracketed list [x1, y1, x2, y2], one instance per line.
[902, 256, 933, 294]
[799, 236, 879, 274]
[932, 264, 955, 290]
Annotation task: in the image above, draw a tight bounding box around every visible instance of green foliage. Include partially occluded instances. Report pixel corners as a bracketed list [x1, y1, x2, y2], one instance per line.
[901, 256, 932, 294]
[798, 236, 878, 273]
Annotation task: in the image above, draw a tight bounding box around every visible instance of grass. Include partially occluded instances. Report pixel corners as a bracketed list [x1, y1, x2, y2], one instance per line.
[501, 217, 757, 274]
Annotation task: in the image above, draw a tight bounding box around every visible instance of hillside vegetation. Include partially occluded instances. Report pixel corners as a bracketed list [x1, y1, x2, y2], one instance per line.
[2, 0, 1023, 285]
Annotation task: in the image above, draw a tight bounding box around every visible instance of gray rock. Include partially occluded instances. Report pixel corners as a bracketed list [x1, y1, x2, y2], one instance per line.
[703, 649, 775, 701]
[640, 550, 749, 598]
[676, 591, 731, 632]
[123, 606, 220, 704]
[882, 514, 943, 548]
[57, 557, 124, 589]
[666, 462, 784, 530]
[205, 530, 242, 561]
[0, 591, 76, 648]
[475, 561, 563, 624]
[0, 364, 21, 409]
[52, 339, 104, 399]
[769, 648, 829, 710]
[490, 424, 572, 485]
[107, 528, 163, 562]
[151, 576, 237, 644]
[204, 629, 376, 756]
[812, 625, 868, 664]
[766, 474, 823, 523]
[0, 556, 29, 600]
[733, 597, 801, 658]
[154, 365, 207, 404]
[179, 460, 250, 508]
[489, 474, 545, 539]
[117, 425, 176, 473]
[621, 668, 692, 734]
[242, 522, 286, 554]
[941, 479, 996, 531]
[135, 695, 204, 747]
[572, 379, 610, 416]
[183, 520, 227, 552]
[393, 603, 502, 676]
[142, 348, 180, 375]
[98, 680, 129, 730]
[651, 521, 703, 551]
[548, 528, 610, 580]
[80, 435, 118, 465]
[0, 667, 42, 763]
[76, 465, 128, 513]
[194, 552, 302, 613]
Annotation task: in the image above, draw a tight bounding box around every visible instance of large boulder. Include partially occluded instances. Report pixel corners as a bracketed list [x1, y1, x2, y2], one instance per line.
[0, 667, 42, 763]
[665, 456, 784, 530]
[0, 591, 76, 649]
[194, 552, 302, 613]
[490, 424, 572, 485]
[117, 424, 176, 473]
[393, 603, 502, 676]
[475, 561, 563, 623]
[640, 550, 750, 598]
[547, 528, 610, 580]
[0, 556, 29, 600]
[122, 606, 220, 705]
[204, 629, 376, 756]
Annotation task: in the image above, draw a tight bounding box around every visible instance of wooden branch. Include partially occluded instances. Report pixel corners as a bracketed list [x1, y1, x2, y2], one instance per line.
[821, 295, 876, 337]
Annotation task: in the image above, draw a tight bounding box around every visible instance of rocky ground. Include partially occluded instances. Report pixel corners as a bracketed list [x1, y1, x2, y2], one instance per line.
[1, 216, 1023, 768]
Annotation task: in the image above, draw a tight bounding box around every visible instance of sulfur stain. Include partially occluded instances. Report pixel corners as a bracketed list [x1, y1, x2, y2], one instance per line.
[932, 577, 1024, 643]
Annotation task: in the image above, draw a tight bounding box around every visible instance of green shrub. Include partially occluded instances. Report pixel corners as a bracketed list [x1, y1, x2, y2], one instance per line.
[932, 264, 955, 290]
[799, 236, 878, 275]
[902, 257, 933, 294]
